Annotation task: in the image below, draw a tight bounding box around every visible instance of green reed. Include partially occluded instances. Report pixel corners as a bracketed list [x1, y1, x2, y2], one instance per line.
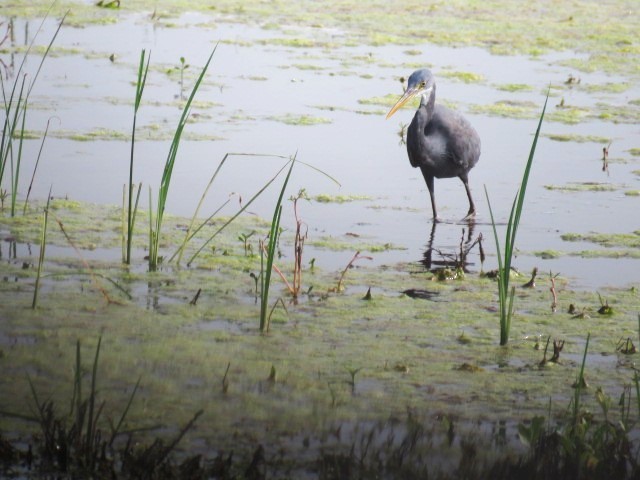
[148, 46, 217, 271]
[260, 156, 296, 332]
[485, 92, 548, 345]
[0, 10, 66, 216]
[32, 190, 51, 309]
[171, 152, 289, 266]
[123, 49, 149, 264]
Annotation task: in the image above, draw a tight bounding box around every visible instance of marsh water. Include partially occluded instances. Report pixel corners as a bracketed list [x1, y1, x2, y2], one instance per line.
[5, 11, 640, 289]
[2, 6, 640, 474]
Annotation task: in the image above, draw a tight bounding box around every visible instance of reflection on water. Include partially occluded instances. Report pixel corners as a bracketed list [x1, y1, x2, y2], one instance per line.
[1, 12, 639, 289]
[420, 220, 479, 273]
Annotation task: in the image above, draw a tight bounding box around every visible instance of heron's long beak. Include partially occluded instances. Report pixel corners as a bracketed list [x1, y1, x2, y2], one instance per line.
[386, 87, 419, 119]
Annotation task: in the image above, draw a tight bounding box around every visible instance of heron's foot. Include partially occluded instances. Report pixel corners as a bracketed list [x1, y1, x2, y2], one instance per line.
[432, 216, 442, 223]
[461, 210, 476, 222]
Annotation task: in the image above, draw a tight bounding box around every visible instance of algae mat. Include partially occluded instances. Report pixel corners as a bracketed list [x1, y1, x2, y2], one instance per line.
[1, 200, 640, 462]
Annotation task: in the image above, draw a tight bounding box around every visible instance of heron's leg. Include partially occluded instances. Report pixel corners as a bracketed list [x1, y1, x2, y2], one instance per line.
[460, 174, 476, 220]
[421, 170, 439, 221]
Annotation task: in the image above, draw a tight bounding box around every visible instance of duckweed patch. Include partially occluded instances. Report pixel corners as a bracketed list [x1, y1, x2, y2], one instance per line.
[495, 83, 533, 92]
[543, 133, 611, 143]
[439, 70, 484, 84]
[310, 235, 406, 253]
[2, 198, 640, 474]
[561, 230, 640, 249]
[313, 194, 374, 203]
[544, 182, 621, 193]
[9, 0, 640, 79]
[267, 113, 332, 126]
[470, 100, 538, 120]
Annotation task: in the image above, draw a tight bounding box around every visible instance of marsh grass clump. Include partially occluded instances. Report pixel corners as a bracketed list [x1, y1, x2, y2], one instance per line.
[485, 92, 548, 345]
[148, 46, 217, 271]
[0, 338, 216, 479]
[1, 11, 66, 217]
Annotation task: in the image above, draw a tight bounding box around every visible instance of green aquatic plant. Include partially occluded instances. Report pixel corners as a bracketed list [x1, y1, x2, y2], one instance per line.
[485, 92, 548, 346]
[182, 153, 292, 267]
[123, 49, 149, 265]
[148, 46, 216, 271]
[32, 190, 51, 309]
[260, 157, 296, 332]
[0, 10, 66, 217]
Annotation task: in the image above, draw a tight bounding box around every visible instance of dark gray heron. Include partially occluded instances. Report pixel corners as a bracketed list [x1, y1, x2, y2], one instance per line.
[386, 68, 480, 222]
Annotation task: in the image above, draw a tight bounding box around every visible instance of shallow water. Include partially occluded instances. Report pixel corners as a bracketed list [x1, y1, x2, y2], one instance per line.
[3, 12, 640, 289]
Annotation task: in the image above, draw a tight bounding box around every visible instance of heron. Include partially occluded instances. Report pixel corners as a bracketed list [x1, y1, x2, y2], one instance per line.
[386, 68, 480, 222]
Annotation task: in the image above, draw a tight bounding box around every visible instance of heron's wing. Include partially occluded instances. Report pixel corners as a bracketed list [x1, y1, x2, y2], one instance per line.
[430, 105, 481, 170]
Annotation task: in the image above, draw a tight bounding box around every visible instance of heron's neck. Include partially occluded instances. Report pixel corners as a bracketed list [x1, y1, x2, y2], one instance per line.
[418, 85, 436, 121]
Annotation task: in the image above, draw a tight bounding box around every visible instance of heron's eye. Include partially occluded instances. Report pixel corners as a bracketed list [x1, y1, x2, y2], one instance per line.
[419, 81, 426, 88]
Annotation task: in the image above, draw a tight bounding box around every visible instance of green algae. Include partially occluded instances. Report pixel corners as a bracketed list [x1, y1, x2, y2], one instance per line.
[533, 250, 564, 259]
[10, 0, 640, 79]
[439, 70, 484, 84]
[310, 236, 406, 253]
[313, 194, 373, 203]
[595, 102, 640, 123]
[358, 93, 404, 108]
[547, 106, 591, 125]
[495, 83, 534, 93]
[268, 113, 332, 126]
[580, 82, 631, 94]
[23, 121, 225, 142]
[543, 133, 611, 143]
[4, 0, 640, 467]
[2, 226, 639, 460]
[470, 100, 538, 120]
[544, 182, 621, 193]
[561, 230, 640, 249]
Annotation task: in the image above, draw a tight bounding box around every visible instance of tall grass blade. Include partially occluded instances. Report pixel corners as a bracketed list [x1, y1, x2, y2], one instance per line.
[108, 376, 141, 446]
[172, 152, 286, 265]
[0, 11, 66, 212]
[573, 332, 590, 425]
[23, 116, 57, 214]
[125, 50, 150, 264]
[85, 336, 102, 458]
[485, 91, 548, 345]
[31, 189, 51, 309]
[260, 156, 296, 331]
[185, 158, 289, 266]
[149, 46, 217, 270]
[10, 97, 27, 216]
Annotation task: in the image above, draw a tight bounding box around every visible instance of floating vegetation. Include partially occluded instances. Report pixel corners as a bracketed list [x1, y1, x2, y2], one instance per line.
[358, 93, 404, 107]
[291, 63, 326, 71]
[470, 100, 538, 120]
[580, 82, 631, 94]
[547, 106, 590, 124]
[495, 83, 533, 92]
[596, 102, 640, 123]
[543, 133, 610, 143]
[267, 114, 332, 126]
[24, 125, 224, 142]
[561, 230, 640, 249]
[310, 236, 405, 252]
[439, 70, 484, 83]
[533, 249, 564, 259]
[313, 194, 373, 203]
[544, 182, 620, 192]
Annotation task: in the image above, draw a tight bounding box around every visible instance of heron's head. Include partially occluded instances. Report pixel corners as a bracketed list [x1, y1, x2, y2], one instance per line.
[386, 69, 435, 119]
